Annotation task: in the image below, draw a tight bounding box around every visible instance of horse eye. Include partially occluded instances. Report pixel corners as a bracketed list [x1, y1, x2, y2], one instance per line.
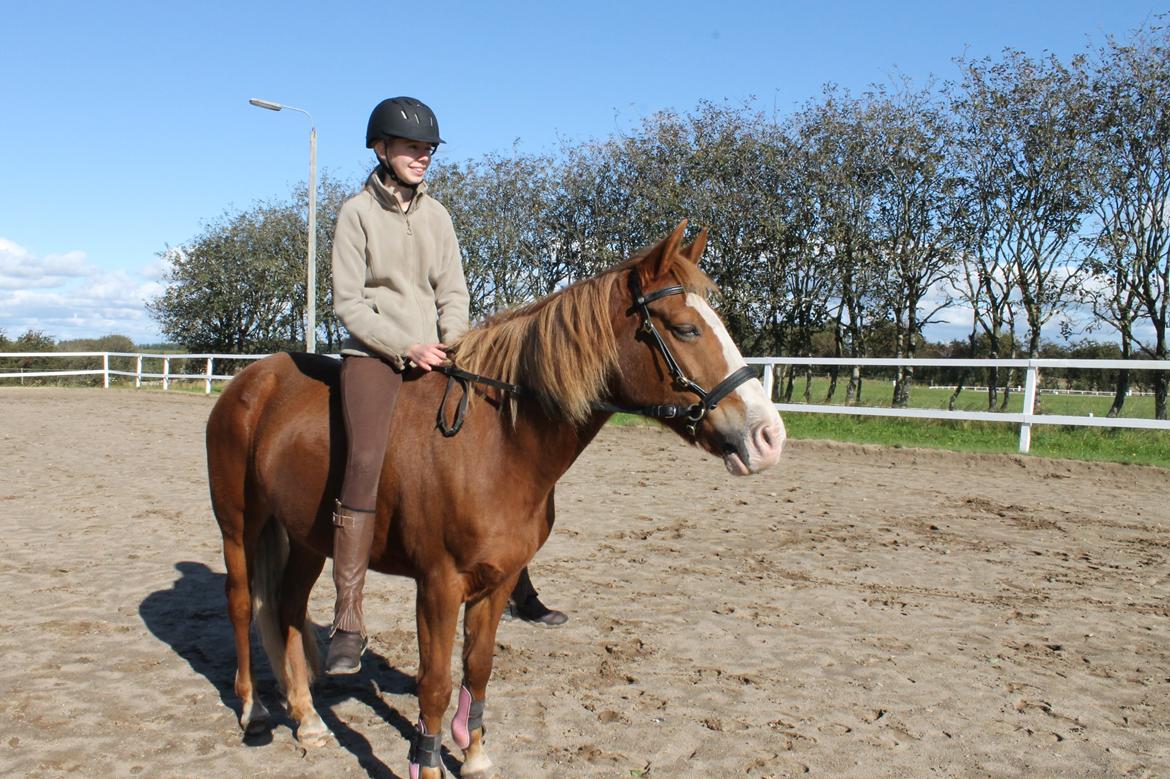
[672, 324, 701, 339]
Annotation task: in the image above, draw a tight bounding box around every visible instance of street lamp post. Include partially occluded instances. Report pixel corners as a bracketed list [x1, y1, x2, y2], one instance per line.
[249, 98, 317, 354]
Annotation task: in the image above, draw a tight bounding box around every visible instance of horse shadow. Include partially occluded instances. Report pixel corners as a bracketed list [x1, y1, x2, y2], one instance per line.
[140, 561, 454, 778]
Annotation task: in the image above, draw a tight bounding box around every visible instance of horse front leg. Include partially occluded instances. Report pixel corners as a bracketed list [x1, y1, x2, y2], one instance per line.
[411, 576, 462, 779]
[453, 580, 513, 779]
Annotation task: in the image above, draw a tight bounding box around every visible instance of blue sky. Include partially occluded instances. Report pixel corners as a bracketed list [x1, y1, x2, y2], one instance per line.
[1, 0, 1162, 344]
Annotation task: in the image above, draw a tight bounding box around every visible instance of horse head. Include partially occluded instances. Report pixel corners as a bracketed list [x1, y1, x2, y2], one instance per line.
[611, 220, 785, 475]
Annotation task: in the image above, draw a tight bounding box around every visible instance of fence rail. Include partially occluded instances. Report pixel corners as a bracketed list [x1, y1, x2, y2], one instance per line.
[0, 351, 277, 394]
[746, 356, 1170, 452]
[3, 352, 1168, 454]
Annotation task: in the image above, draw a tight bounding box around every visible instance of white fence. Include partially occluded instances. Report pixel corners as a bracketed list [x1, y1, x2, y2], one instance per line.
[0, 351, 275, 395]
[746, 356, 1170, 453]
[3, 352, 1168, 454]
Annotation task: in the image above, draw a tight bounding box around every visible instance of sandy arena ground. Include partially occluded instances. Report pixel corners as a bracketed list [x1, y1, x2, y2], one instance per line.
[0, 387, 1168, 778]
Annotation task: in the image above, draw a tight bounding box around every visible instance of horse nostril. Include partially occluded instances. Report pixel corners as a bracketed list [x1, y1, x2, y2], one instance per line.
[754, 421, 784, 456]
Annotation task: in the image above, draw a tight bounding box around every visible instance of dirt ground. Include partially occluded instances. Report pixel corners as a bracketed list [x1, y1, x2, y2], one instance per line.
[1, 386, 1168, 778]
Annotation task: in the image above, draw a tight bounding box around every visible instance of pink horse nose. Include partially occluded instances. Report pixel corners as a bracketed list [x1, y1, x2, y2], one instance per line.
[753, 420, 785, 464]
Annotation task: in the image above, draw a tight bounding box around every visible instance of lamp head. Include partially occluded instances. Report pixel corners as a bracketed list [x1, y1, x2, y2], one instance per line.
[249, 98, 282, 111]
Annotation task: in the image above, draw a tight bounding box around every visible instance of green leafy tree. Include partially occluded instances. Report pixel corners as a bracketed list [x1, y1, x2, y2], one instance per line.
[149, 201, 305, 353]
[793, 87, 885, 404]
[303, 173, 356, 353]
[149, 174, 352, 355]
[430, 150, 557, 319]
[0, 330, 57, 384]
[861, 84, 962, 407]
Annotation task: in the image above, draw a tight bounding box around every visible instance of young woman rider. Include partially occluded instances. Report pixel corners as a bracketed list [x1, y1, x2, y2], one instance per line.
[327, 96, 565, 675]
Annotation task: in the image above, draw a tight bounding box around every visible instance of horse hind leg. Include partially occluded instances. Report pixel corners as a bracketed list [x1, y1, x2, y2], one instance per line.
[247, 520, 330, 744]
[272, 536, 329, 745]
[249, 519, 290, 689]
[219, 513, 270, 737]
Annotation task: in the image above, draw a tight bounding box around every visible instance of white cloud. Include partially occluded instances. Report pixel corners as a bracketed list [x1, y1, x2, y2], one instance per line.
[0, 239, 93, 290]
[0, 237, 164, 344]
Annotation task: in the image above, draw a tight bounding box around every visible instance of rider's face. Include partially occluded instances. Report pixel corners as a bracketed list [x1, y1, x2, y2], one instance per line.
[380, 138, 435, 186]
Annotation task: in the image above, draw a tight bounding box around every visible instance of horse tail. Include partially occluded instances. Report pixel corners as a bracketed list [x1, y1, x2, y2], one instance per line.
[251, 519, 322, 690]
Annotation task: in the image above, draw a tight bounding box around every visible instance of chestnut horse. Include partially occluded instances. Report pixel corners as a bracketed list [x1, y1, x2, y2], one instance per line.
[206, 221, 785, 778]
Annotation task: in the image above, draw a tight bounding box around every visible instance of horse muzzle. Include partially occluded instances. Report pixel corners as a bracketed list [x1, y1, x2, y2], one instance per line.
[720, 415, 785, 475]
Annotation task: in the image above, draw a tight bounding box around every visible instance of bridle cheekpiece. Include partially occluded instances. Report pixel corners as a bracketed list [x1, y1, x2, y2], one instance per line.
[611, 271, 757, 436]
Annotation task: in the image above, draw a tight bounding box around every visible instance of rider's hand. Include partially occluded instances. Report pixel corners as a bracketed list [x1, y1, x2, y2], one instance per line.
[406, 343, 448, 371]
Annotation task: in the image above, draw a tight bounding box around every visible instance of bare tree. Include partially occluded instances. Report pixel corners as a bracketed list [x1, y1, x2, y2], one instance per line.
[953, 50, 1096, 372]
[793, 88, 886, 404]
[863, 84, 961, 407]
[1084, 21, 1170, 418]
[431, 151, 557, 319]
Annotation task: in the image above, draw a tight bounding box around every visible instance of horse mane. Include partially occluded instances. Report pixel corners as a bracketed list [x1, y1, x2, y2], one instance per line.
[451, 252, 716, 425]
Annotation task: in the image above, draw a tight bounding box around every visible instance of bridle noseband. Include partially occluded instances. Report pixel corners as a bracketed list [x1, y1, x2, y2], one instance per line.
[435, 270, 757, 437]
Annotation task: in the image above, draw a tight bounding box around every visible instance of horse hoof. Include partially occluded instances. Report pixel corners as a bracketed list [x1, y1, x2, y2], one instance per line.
[243, 716, 270, 737]
[295, 713, 332, 746]
[239, 699, 271, 736]
[460, 754, 495, 779]
[459, 768, 499, 779]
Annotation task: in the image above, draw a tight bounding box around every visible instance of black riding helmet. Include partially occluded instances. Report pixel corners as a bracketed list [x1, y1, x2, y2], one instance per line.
[366, 97, 442, 190]
[366, 97, 444, 148]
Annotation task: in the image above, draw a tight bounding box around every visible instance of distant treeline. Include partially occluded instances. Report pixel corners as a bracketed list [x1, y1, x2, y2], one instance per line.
[134, 19, 1166, 418]
[0, 332, 137, 386]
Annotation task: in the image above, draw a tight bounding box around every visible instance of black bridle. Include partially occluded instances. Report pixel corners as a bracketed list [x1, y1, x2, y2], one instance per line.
[592, 272, 757, 436]
[435, 270, 757, 437]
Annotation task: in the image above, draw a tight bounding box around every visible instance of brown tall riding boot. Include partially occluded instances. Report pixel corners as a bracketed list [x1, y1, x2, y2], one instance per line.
[326, 502, 377, 675]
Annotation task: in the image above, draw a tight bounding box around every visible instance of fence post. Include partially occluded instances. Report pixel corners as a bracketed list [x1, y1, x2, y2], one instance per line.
[205, 357, 213, 395]
[761, 360, 775, 403]
[1019, 362, 1039, 454]
[102, 353, 110, 388]
[163, 356, 171, 391]
[135, 354, 143, 388]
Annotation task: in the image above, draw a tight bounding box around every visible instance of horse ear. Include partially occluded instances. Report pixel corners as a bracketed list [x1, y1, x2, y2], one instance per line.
[680, 227, 708, 265]
[639, 219, 689, 285]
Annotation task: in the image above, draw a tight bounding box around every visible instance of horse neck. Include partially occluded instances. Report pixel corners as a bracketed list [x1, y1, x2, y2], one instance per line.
[507, 285, 634, 482]
[505, 400, 612, 488]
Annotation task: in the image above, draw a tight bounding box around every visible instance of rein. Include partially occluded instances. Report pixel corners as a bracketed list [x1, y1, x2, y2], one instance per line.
[433, 363, 525, 437]
[434, 271, 756, 437]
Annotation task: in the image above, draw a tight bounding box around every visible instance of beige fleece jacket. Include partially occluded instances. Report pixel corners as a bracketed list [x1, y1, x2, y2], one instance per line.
[331, 169, 470, 369]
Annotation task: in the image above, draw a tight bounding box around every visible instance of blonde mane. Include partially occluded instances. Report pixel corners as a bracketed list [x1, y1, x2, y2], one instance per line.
[451, 256, 716, 425]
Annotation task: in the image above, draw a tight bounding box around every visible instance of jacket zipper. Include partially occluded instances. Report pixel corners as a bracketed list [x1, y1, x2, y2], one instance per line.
[401, 189, 423, 236]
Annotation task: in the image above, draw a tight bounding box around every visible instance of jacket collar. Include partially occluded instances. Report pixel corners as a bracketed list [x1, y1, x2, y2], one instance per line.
[366, 167, 427, 213]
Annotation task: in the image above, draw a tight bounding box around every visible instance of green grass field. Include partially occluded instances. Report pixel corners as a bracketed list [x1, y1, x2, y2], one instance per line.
[776, 378, 1161, 417]
[615, 380, 1170, 469]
